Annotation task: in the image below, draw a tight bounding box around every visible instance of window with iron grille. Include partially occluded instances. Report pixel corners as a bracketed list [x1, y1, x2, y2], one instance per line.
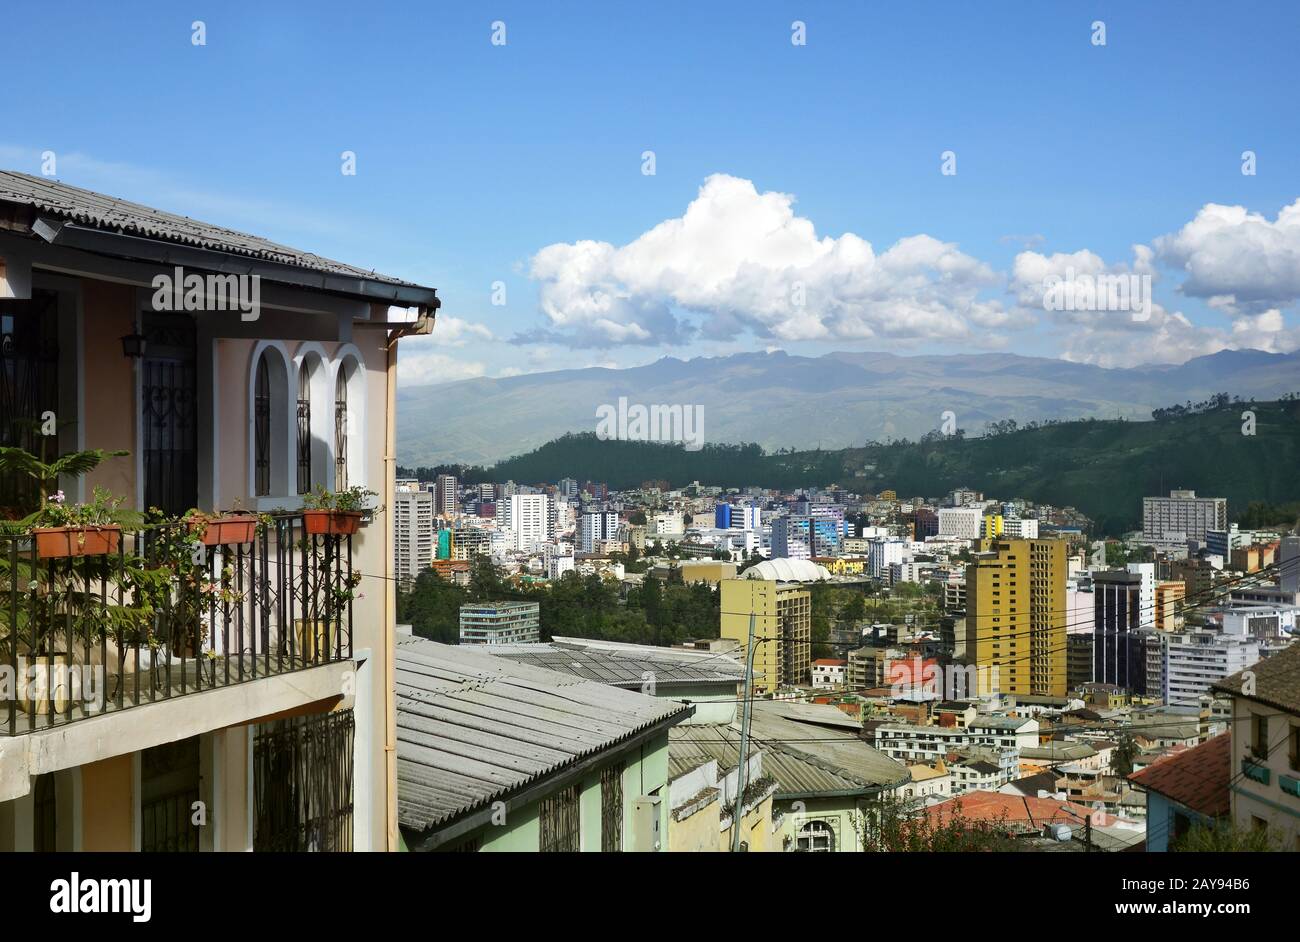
[254, 710, 354, 852]
[297, 365, 312, 494]
[255, 354, 271, 496]
[334, 369, 348, 490]
[539, 785, 580, 852]
[140, 737, 202, 852]
[601, 762, 624, 852]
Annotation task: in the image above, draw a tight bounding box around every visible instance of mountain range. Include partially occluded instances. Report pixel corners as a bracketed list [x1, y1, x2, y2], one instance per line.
[395, 348, 1300, 467]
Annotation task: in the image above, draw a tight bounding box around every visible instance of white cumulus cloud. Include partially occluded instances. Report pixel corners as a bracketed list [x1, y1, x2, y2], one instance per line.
[527, 174, 1011, 348]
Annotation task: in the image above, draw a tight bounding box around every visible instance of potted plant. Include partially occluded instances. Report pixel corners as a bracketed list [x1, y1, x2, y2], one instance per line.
[0, 444, 132, 559]
[183, 508, 260, 546]
[301, 485, 379, 536]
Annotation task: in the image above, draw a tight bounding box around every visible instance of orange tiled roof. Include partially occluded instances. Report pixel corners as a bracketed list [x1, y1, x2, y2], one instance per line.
[1128, 733, 1231, 819]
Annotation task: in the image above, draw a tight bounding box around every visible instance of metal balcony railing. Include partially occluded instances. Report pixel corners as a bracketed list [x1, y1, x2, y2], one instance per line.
[0, 513, 355, 735]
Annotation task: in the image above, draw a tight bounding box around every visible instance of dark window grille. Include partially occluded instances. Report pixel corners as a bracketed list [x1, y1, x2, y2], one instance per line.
[539, 785, 580, 852]
[601, 762, 623, 852]
[32, 773, 56, 852]
[254, 710, 354, 851]
[141, 321, 198, 517]
[255, 354, 271, 496]
[140, 737, 202, 852]
[0, 292, 60, 513]
[296, 365, 312, 494]
[334, 369, 348, 490]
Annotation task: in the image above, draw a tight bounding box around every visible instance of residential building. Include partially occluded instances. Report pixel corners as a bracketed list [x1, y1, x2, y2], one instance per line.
[395, 639, 690, 851]
[772, 514, 841, 560]
[0, 172, 428, 851]
[1154, 580, 1187, 630]
[459, 601, 542, 645]
[670, 701, 909, 852]
[506, 493, 551, 551]
[720, 578, 812, 693]
[577, 510, 619, 554]
[1142, 489, 1228, 546]
[435, 473, 458, 518]
[666, 750, 783, 852]
[938, 507, 983, 541]
[394, 485, 435, 585]
[1128, 733, 1231, 851]
[965, 538, 1068, 697]
[1164, 630, 1260, 708]
[1212, 643, 1300, 850]
[811, 659, 847, 689]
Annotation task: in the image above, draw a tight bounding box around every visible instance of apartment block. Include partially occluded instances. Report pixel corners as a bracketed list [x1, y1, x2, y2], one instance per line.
[720, 578, 812, 693]
[459, 601, 542, 645]
[965, 538, 1067, 697]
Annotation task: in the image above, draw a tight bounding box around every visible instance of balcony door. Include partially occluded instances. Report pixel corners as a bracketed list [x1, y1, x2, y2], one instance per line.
[140, 312, 198, 516]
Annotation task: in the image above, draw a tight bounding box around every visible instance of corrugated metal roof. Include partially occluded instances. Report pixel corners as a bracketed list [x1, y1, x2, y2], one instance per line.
[669, 702, 908, 799]
[0, 169, 421, 288]
[485, 637, 747, 688]
[396, 638, 690, 833]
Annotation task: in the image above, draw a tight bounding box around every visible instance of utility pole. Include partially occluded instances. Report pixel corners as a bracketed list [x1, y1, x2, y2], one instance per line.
[731, 613, 757, 852]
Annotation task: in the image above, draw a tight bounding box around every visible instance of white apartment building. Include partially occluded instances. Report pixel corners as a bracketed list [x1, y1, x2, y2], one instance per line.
[394, 485, 435, 584]
[577, 510, 619, 554]
[1142, 489, 1227, 545]
[811, 659, 847, 689]
[867, 537, 907, 578]
[506, 493, 551, 551]
[1003, 517, 1039, 539]
[873, 717, 1037, 786]
[938, 507, 983, 541]
[1164, 631, 1260, 708]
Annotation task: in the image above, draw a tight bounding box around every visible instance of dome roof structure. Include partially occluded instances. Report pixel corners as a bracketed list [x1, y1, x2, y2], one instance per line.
[741, 558, 831, 582]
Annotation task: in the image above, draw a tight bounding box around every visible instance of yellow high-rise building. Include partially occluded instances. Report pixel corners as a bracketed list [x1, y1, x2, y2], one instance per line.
[964, 538, 1067, 697]
[720, 578, 811, 694]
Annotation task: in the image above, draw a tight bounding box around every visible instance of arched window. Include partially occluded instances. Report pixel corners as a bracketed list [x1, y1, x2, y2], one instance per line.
[296, 364, 312, 494]
[294, 349, 330, 495]
[255, 356, 271, 496]
[249, 344, 290, 499]
[331, 349, 365, 492]
[797, 819, 836, 852]
[334, 369, 348, 490]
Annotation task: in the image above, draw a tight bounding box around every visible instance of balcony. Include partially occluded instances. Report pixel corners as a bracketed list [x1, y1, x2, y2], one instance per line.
[0, 513, 356, 736]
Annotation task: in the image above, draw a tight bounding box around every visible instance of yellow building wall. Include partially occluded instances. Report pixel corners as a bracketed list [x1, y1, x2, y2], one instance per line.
[80, 754, 134, 851]
[966, 538, 1066, 697]
[668, 801, 721, 852]
[721, 579, 781, 695]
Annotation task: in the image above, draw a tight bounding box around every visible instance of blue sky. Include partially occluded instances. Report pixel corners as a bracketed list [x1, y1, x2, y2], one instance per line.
[3, 1, 1299, 383]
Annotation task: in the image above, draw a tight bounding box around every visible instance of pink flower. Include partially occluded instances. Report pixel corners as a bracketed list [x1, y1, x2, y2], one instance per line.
[50, 491, 65, 505]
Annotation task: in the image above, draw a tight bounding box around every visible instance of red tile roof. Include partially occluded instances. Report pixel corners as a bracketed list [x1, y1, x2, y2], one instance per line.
[1128, 733, 1230, 819]
[925, 791, 1098, 830]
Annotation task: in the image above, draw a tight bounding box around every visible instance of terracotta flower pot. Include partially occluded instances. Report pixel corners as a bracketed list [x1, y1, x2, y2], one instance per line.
[33, 525, 122, 560]
[188, 515, 257, 546]
[302, 510, 362, 536]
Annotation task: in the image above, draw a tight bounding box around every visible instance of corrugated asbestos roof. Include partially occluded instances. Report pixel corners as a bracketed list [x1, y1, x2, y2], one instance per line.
[396, 638, 690, 833]
[0, 169, 420, 287]
[669, 702, 908, 799]
[485, 637, 747, 688]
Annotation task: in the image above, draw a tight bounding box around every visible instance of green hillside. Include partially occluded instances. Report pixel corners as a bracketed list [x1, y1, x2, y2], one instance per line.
[401, 399, 1300, 537]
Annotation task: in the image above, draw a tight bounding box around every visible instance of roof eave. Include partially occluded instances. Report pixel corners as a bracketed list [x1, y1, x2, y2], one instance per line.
[21, 215, 440, 308]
